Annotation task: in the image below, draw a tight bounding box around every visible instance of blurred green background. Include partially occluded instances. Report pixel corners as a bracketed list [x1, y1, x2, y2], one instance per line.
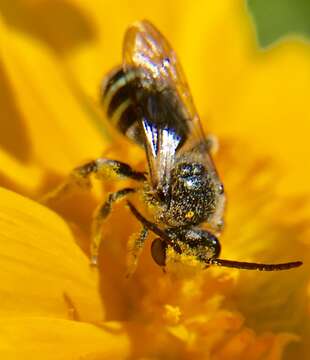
[247, 0, 310, 47]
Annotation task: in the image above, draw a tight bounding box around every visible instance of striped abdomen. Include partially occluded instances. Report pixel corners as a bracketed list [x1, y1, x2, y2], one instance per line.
[101, 66, 190, 151]
[101, 67, 144, 146]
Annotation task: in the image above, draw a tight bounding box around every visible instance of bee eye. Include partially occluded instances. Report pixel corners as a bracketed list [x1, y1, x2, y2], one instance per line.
[184, 229, 221, 260]
[151, 238, 167, 266]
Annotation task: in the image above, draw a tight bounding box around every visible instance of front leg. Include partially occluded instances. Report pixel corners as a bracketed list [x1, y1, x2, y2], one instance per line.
[126, 226, 149, 277]
[91, 187, 136, 265]
[41, 159, 146, 203]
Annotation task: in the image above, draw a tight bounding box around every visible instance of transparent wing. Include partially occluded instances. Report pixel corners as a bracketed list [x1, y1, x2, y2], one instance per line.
[123, 20, 215, 191]
[123, 20, 196, 118]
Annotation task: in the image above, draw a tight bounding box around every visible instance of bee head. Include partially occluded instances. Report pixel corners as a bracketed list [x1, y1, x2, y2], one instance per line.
[179, 228, 221, 262]
[151, 228, 221, 266]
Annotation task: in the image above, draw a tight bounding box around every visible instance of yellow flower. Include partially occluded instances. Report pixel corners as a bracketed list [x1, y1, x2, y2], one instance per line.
[0, 0, 309, 359]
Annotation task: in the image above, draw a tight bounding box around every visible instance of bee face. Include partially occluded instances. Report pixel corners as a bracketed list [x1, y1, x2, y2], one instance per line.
[175, 228, 221, 261]
[151, 228, 221, 266]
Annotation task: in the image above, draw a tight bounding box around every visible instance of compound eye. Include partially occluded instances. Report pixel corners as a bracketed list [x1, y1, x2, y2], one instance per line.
[194, 230, 221, 260]
[151, 238, 167, 266]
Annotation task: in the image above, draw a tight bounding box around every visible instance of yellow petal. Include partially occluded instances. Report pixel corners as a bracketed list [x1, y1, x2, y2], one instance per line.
[0, 318, 130, 360]
[0, 15, 107, 179]
[214, 330, 298, 360]
[178, 0, 253, 113]
[0, 147, 42, 194]
[225, 40, 310, 196]
[0, 187, 104, 323]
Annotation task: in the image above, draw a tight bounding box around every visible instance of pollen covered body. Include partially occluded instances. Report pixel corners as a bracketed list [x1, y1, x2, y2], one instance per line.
[43, 20, 302, 272]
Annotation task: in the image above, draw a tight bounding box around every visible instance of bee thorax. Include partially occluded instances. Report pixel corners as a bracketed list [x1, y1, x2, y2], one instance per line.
[158, 162, 217, 227]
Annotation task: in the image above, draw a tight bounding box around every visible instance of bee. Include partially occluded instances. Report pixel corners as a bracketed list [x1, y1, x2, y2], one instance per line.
[43, 20, 302, 273]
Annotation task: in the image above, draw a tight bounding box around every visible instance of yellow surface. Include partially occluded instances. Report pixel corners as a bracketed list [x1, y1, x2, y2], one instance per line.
[0, 0, 309, 358]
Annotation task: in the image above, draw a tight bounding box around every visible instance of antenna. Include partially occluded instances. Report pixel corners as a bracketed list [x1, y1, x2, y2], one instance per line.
[208, 258, 302, 271]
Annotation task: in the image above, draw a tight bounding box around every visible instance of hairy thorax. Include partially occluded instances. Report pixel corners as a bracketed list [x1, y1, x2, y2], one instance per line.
[144, 162, 221, 228]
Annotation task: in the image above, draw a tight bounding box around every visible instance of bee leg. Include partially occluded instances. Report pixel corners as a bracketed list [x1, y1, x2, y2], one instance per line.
[126, 226, 148, 277]
[90, 187, 136, 266]
[91, 159, 146, 182]
[41, 158, 145, 203]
